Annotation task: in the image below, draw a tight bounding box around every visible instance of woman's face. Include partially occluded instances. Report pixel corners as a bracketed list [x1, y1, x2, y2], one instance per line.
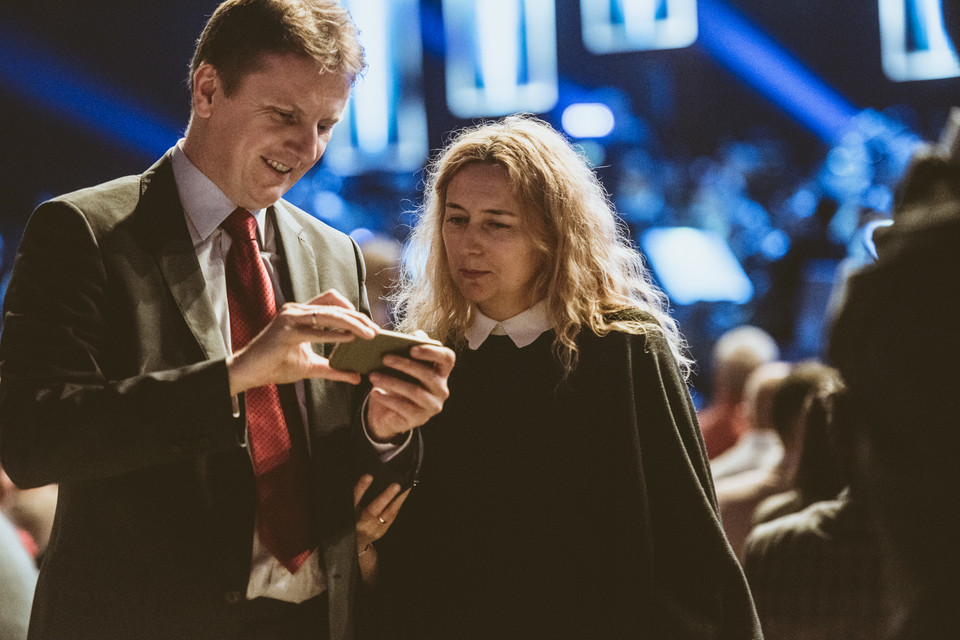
[441, 163, 542, 321]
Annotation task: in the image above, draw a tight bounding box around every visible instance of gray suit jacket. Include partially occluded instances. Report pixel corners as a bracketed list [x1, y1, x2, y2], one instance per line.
[0, 152, 416, 640]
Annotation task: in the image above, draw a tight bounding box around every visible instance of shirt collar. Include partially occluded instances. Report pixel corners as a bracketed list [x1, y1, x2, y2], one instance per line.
[465, 300, 553, 350]
[170, 140, 266, 242]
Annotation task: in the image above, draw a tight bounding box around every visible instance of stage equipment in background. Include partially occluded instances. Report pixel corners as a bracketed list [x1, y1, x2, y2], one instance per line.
[442, 0, 558, 117]
[580, 0, 697, 53]
[640, 226, 754, 305]
[879, 0, 960, 80]
[324, 0, 429, 175]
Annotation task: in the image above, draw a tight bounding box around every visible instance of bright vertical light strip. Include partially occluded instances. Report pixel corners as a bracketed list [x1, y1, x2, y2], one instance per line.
[477, 0, 521, 111]
[324, 0, 427, 174]
[348, 0, 391, 154]
[878, 0, 960, 80]
[443, 0, 557, 117]
[697, 0, 859, 145]
[623, 0, 657, 43]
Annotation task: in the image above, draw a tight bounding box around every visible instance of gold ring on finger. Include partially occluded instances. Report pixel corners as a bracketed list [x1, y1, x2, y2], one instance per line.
[377, 515, 386, 524]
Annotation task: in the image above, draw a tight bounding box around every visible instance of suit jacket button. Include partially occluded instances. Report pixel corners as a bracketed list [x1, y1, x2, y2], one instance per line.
[224, 590, 242, 605]
[169, 445, 183, 458]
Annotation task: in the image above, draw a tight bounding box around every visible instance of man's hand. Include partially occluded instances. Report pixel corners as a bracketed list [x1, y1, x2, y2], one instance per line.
[365, 332, 455, 442]
[226, 289, 379, 394]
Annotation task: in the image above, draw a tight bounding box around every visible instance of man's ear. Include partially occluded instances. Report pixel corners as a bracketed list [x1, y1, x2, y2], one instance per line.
[192, 63, 220, 118]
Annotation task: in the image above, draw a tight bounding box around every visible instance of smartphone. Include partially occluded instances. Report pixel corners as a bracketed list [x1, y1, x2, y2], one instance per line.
[328, 329, 441, 380]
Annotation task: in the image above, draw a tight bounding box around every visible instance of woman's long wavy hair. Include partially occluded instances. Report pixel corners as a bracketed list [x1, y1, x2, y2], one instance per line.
[392, 114, 692, 379]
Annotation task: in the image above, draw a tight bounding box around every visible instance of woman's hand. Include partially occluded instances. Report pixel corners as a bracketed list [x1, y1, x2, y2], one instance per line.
[353, 474, 411, 585]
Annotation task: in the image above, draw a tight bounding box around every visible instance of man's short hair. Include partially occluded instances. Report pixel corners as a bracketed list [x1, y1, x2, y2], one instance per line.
[189, 0, 365, 96]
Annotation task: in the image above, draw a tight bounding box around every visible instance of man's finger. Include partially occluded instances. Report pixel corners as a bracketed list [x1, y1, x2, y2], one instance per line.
[353, 474, 374, 508]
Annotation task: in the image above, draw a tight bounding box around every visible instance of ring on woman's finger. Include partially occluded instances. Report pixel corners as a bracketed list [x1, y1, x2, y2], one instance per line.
[312, 311, 319, 329]
[377, 515, 386, 524]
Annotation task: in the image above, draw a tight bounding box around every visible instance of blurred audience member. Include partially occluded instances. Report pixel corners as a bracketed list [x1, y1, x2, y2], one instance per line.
[828, 140, 960, 637]
[0, 509, 37, 640]
[711, 361, 790, 482]
[752, 369, 845, 525]
[743, 385, 884, 640]
[698, 325, 780, 459]
[715, 360, 833, 560]
[0, 464, 57, 564]
[357, 233, 402, 329]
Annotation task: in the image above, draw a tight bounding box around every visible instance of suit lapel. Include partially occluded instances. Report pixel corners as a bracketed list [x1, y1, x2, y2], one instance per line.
[270, 204, 321, 305]
[270, 204, 340, 437]
[138, 155, 227, 361]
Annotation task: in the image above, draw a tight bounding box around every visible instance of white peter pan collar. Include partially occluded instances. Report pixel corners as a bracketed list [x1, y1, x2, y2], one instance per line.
[465, 300, 553, 350]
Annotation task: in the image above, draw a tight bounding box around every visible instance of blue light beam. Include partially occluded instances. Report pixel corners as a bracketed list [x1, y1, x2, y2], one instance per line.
[696, 0, 860, 146]
[0, 20, 181, 159]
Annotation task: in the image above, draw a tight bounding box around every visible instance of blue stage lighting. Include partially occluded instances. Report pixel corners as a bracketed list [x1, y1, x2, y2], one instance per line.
[696, 0, 860, 146]
[325, 0, 428, 175]
[641, 226, 754, 305]
[561, 103, 616, 138]
[878, 0, 960, 80]
[580, 0, 698, 53]
[0, 20, 180, 159]
[442, 0, 558, 117]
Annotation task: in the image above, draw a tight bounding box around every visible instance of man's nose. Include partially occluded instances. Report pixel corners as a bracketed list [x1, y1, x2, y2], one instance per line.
[290, 125, 322, 163]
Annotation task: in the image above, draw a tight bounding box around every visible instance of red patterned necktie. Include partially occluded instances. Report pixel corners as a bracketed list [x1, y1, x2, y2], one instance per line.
[222, 207, 315, 573]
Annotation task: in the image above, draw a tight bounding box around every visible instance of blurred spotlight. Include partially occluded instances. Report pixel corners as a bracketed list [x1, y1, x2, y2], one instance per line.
[879, 0, 960, 80]
[561, 103, 616, 138]
[641, 227, 754, 305]
[312, 191, 349, 224]
[760, 229, 791, 261]
[580, 0, 698, 54]
[349, 227, 376, 245]
[442, 0, 558, 116]
[324, 0, 428, 175]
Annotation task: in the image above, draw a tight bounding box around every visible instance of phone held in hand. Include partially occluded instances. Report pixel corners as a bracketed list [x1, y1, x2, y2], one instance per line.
[329, 329, 441, 380]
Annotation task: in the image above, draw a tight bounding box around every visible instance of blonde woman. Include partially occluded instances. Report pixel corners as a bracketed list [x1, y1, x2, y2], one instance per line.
[367, 115, 760, 639]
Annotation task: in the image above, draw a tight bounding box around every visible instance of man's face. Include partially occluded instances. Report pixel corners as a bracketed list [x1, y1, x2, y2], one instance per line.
[187, 52, 352, 210]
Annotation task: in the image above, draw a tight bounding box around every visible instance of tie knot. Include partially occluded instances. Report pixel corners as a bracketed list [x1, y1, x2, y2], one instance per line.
[222, 207, 258, 243]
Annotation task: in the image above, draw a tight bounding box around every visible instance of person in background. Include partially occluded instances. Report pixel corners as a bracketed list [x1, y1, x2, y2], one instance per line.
[698, 325, 780, 459]
[357, 233, 403, 329]
[0, 509, 36, 640]
[366, 114, 761, 639]
[752, 371, 846, 526]
[715, 360, 835, 560]
[827, 111, 960, 637]
[710, 360, 791, 483]
[0, 462, 57, 564]
[742, 384, 885, 640]
[0, 2, 454, 639]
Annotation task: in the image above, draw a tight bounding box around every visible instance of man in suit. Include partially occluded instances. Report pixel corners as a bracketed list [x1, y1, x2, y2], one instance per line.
[0, 1, 454, 639]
